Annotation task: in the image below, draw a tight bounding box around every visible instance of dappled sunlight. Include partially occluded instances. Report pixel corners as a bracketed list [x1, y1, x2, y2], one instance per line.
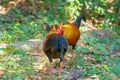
[0, 0, 120, 79]
[0, 31, 119, 79]
[0, 5, 10, 15]
[0, 0, 22, 15]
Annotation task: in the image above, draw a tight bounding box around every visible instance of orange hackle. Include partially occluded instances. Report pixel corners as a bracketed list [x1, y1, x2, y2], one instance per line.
[53, 24, 57, 31]
[50, 24, 57, 32]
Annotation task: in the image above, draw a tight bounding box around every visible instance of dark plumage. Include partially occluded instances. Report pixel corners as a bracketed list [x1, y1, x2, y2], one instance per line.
[43, 34, 68, 62]
[74, 14, 86, 27]
[43, 22, 68, 74]
[50, 14, 86, 59]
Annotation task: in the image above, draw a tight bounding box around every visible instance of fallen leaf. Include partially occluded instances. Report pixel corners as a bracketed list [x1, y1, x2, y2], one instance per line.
[38, 76, 44, 80]
[111, 74, 120, 80]
[15, 57, 21, 61]
[27, 52, 40, 56]
[65, 53, 72, 60]
[0, 69, 4, 75]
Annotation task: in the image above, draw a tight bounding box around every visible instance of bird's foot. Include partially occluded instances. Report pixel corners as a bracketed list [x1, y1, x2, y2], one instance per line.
[43, 67, 59, 74]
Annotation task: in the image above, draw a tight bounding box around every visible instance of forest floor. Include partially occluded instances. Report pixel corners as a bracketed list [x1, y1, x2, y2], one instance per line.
[0, 28, 120, 80]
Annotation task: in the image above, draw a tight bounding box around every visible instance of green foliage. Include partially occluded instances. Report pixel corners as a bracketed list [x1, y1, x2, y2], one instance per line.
[0, 0, 9, 6]
[67, 54, 85, 68]
[74, 29, 120, 79]
[37, 3, 67, 26]
[0, 19, 46, 43]
[107, 57, 120, 77]
[0, 0, 119, 43]
[2, 73, 25, 80]
[0, 48, 35, 79]
[0, 30, 14, 43]
[0, 0, 120, 79]
[84, 64, 101, 75]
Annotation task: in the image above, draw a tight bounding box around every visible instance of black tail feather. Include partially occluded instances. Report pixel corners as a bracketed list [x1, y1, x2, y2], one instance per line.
[74, 14, 86, 27]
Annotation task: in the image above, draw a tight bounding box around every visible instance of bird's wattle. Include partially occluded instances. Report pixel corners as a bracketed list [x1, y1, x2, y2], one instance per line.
[57, 27, 64, 35]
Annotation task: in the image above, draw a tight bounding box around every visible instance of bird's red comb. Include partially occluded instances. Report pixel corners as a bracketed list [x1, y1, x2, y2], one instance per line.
[57, 22, 64, 35]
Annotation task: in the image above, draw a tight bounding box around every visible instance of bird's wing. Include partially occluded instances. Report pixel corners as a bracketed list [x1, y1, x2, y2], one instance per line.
[59, 35, 68, 50]
[43, 34, 59, 52]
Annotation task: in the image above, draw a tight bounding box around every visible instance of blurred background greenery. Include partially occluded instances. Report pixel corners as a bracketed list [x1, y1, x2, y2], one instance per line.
[0, 0, 120, 80]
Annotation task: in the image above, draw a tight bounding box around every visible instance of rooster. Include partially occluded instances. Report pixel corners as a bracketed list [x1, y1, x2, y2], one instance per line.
[43, 22, 68, 74]
[51, 14, 86, 59]
[63, 14, 86, 59]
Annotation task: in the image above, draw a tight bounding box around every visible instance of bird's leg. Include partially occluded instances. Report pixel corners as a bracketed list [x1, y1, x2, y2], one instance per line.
[60, 62, 63, 73]
[50, 62, 52, 74]
[72, 49, 74, 60]
[49, 48, 54, 74]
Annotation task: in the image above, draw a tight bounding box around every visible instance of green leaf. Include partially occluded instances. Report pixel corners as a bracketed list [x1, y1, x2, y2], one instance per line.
[76, 46, 82, 51]
[83, 47, 89, 53]
[102, 64, 109, 71]
[103, 37, 109, 42]
[92, 65, 96, 69]
[109, 44, 115, 50]
[102, 50, 109, 55]
[96, 43, 105, 49]
[93, 50, 99, 55]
